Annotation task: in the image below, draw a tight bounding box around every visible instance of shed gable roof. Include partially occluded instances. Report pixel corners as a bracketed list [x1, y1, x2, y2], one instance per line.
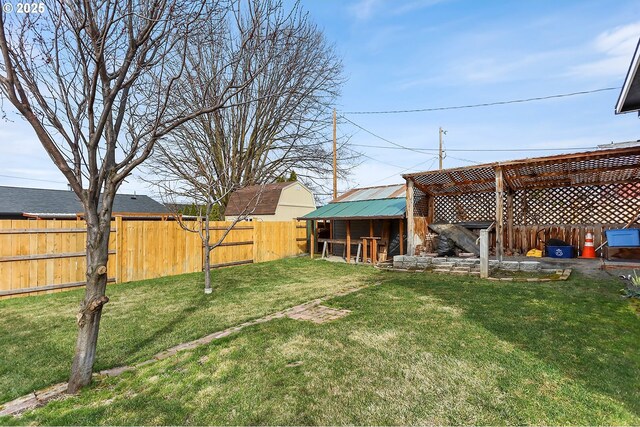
[224, 182, 294, 216]
[301, 183, 406, 220]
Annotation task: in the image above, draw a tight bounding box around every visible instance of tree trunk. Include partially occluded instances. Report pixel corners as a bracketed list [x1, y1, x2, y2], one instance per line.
[67, 216, 111, 394]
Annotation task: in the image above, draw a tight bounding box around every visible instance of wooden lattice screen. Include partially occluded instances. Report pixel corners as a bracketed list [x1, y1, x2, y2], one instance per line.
[425, 183, 640, 225]
[433, 192, 495, 223]
[515, 183, 640, 225]
[412, 186, 429, 217]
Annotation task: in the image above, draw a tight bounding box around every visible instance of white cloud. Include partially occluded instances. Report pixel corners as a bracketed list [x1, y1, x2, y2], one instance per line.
[348, 0, 382, 21]
[569, 21, 640, 78]
[392, 0, 448, 15]
[348, 0, 446, 21]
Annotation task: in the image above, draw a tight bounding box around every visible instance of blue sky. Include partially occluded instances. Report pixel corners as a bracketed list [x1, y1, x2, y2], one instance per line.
[1, 0, 639, 200]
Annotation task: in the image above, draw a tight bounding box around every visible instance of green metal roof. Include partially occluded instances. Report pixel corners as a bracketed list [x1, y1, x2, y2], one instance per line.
[301, 198, 405, 220]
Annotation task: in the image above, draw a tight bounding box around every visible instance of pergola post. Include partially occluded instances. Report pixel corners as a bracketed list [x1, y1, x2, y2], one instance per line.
[506, 188, 514, 253]
[399, 218, 405, 255]
[480, 229, 489, 278]
[495, 168, 505, 261]
[406, 179, 415, 255]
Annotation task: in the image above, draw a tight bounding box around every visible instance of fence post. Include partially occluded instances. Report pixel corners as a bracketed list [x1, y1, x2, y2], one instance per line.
[480, 229, 489, 279]
[252, 221, 258, 263]
[115, 216, 123, 283]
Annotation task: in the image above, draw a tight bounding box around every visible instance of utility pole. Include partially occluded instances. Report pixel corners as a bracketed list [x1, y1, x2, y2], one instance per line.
[333, 108, 337, 199]
[439, 127, 446, 170]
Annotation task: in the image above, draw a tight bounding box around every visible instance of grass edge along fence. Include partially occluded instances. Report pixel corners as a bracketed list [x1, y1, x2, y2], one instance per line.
[0, 218, 308, 299]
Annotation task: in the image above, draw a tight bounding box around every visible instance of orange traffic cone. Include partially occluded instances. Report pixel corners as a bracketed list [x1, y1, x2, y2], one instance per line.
[581, 232, 596, 258]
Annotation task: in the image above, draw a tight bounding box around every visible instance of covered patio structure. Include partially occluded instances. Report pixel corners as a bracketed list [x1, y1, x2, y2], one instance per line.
[302, 184, 407, 263]
[403, 145, 640, 258]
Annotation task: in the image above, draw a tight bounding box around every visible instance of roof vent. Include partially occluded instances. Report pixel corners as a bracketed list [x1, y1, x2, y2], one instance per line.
[131, 191, 137, 200]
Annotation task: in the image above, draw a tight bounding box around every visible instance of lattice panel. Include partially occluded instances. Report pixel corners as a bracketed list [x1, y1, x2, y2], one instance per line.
[412, 186, 429, 217]
[413, 165, 496, 194]
[434, 192, 496, 223]
[515, 183, 640, 225]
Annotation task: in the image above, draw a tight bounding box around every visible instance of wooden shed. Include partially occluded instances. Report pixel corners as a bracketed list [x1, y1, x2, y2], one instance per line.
[302, 184, 406, 263]
[403, 146, 640, 258]
[225, 182, 316, 222]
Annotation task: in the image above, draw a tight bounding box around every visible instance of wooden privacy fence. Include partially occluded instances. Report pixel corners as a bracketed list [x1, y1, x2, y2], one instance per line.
[476, 223, 639, 255]
[0, 219, 307, 298]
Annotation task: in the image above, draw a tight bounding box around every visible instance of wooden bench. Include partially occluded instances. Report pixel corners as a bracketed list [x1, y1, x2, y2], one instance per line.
[316, 237, 387, 264]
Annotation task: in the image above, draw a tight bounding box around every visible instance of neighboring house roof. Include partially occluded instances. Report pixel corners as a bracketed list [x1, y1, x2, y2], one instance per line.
[302, 184, 406, 220]
[332, 183, 405, 203]
[224, 182, 300, 216]
[616, 37, 640, 114]
[0, 186, 168, 216]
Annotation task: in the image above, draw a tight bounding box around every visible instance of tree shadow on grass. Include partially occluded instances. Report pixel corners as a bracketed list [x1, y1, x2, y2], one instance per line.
[389, 273, 640, 417]
[96, 302, 203, 370]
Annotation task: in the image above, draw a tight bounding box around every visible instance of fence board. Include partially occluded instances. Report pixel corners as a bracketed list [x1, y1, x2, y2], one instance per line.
[509, 223, 639, 255]
[0, 219, 308, 298]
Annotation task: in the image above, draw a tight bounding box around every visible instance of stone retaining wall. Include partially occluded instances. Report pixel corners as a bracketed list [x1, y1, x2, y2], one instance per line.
[392, 256, 542, 272]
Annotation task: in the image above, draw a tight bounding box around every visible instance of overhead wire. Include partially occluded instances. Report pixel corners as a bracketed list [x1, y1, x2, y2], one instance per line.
[349, 143, 600, 152]
[367, 156, 439, 186]
[340, 115, 429, 155]
[342, 87, 620, 115]
[0, 174, 68, 185]
[338, 86, 621, 188]
[342, 116, 598, 155]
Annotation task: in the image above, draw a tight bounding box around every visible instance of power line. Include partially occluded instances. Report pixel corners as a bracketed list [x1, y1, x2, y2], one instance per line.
[342, 87, 620, 115]
[0, 174, 68, 185]
[341, 115, 428, 154]
[357, 151, 406, 169]
[350, 143, 600, 152]
[343, 116, 599, 155]
[368, 156, 438, 186]
[446, 155, 482, 165]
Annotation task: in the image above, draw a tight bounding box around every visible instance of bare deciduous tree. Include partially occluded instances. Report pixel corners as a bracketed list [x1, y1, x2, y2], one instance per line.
[0, 0, 275, 393]
[159, 179, 265, 294]
[148, 0, 352, 209]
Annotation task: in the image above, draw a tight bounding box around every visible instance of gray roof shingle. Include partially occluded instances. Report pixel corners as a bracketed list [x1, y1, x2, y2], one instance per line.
[0, 186, 168, 215]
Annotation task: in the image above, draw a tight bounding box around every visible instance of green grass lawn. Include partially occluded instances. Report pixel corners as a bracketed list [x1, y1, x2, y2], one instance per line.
[0, 258, 377, 404]
[1, 258, 639, 425]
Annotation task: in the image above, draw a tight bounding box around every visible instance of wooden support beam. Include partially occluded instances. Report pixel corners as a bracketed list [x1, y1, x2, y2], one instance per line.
[372, 239, 378, 264]
[209, 226, 253, 231]
[399, 219, 405, 255]
[427, 194, 435, 224]
[0, 228, 114, 234]
[0, 250, 115, 263]
[362, 238, 368, 263]
[310, 221, 315, 258]
[346, 220, 351, 264]
[0, 278, 116, 297]
[210, 259, 253, 269]
[329, 220, 333, 255]
[480, 230, 489, 279]
[211, 241, 253, 248]
[506, 189, 514, 252]
[407, 179, 415, 255]
[369, 219, 374, 237]
[495, 168, 505, 260]
[413, 181, 435, 197]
